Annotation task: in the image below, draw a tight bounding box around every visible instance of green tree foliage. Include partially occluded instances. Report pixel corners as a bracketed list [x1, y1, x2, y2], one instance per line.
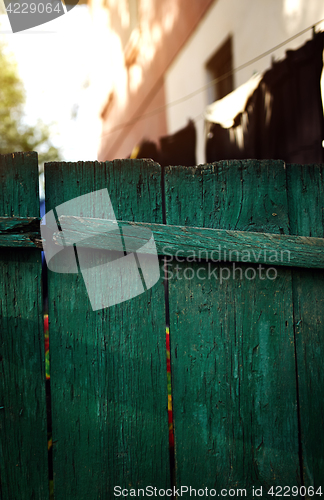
[0, 41, 61, 163]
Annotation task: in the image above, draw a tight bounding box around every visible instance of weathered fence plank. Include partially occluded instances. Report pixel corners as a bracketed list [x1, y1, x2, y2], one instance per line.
[45, 159, 170, 499]
[3, 215, 324, 270]
[287, 163, 324, 491]
[0, 152, 48, 500]
[165, 160, 300, 494]
[50, 216, 324, 269]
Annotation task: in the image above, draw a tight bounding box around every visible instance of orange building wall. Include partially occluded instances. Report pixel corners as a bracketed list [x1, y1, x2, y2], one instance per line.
[97, 0, 214, 161]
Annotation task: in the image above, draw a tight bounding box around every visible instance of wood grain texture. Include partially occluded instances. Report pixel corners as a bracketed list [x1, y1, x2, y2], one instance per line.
[0, 217, 41, 247]
[0, 152, 48, 500]
[2, 155, 322, 498]
[51, 216, 324, 269]
[0, 216, 40, 231]
[165, 160, 300, 492]
[2, 213, 323, 271]
[45, 159, 170, 499]
[287, 163, 324, 491]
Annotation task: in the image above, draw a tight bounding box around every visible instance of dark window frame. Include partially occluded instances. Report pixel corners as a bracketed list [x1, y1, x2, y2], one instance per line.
[206, 36, 234, 104]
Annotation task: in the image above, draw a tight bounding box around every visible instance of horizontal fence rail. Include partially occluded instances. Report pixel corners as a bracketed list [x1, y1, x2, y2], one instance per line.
[1, 215, 324, 269]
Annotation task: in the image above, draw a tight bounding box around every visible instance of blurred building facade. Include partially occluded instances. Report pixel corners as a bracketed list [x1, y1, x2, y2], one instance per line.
[90, 0, 324, 164]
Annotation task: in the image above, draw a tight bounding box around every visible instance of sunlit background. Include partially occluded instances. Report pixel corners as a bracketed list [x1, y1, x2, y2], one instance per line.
[0, 0, 324, 169]
[0, 2, 101, 161]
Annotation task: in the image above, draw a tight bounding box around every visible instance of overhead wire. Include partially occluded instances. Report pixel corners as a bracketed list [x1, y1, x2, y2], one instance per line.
[100, 18, 324, 138]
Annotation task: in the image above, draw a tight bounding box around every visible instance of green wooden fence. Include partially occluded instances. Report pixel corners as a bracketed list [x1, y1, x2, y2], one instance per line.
[0, 152, 323, 499]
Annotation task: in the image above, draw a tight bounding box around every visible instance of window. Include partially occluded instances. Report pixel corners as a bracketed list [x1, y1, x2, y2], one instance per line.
[124, 0, 140, 67]
[104, 0, 139, 54]
[206, 36, 234, 104]
[123, 0, 139, 52]
[128, 0, 138, 34]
